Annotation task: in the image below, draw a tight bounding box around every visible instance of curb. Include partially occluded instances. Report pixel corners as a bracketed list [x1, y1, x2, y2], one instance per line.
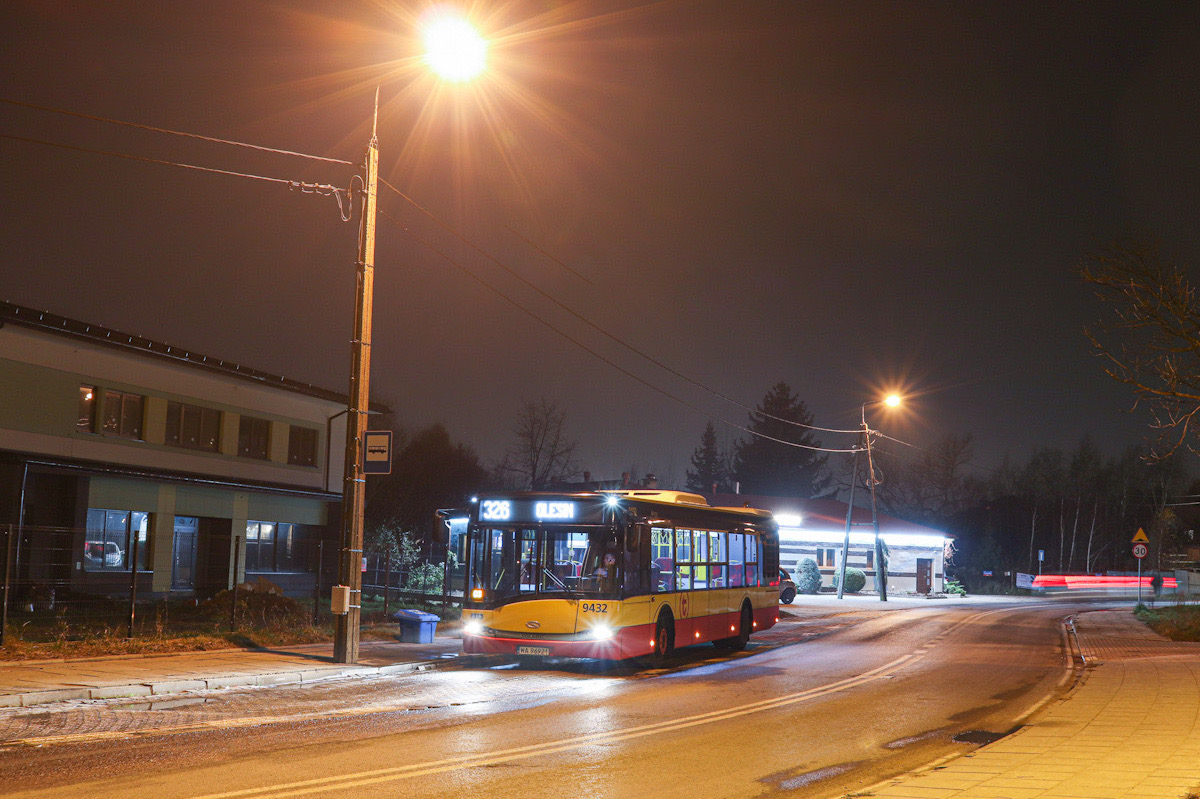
[0, 653, 511, 709]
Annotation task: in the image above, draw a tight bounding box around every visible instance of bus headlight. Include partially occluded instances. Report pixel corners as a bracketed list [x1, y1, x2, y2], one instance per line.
[463, 620, 483, 636]
[590, 625, 614, 641]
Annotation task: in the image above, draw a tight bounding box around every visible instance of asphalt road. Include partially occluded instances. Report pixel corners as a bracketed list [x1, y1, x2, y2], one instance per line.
[0, 601, 1079, 799]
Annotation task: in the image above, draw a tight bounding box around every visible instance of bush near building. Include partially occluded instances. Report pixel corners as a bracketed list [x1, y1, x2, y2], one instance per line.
[834, 567, 866, 594]
[796, 558, 823, 594]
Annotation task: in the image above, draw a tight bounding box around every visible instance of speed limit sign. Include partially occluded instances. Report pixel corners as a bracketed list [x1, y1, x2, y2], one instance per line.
[1132, 543, 1148, 559]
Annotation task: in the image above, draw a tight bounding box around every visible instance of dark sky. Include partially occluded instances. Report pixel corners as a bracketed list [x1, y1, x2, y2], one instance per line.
[3, 1, 1199, 484]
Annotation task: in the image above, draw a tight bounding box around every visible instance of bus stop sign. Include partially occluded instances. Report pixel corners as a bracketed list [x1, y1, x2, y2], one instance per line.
[363, 430, 393, 474]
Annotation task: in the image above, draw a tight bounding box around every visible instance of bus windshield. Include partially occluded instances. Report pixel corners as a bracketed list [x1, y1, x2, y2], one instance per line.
[470, 526, 622, 602]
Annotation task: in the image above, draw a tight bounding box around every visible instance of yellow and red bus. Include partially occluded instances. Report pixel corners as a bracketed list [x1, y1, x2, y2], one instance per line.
[459, 490, 780, 661]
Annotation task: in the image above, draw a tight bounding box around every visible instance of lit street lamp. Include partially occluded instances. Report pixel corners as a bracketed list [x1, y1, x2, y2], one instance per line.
[837, 394, 901, 602]
[334, 14, 487, 664]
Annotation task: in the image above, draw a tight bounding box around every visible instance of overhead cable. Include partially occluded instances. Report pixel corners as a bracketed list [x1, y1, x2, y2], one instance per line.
[0, 97, 353, 165]
[379, 178, 860, 436]
[378, 207, 858, 454]
[0, 133, 345, 197]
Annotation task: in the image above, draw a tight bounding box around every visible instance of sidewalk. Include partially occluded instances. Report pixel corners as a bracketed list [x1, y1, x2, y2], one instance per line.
[0, 632, 495, 708]
[854, 608, 1200, 799]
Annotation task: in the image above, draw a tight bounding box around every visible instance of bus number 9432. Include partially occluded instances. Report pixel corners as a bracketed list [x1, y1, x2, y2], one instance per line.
[580, 602, 608, 613]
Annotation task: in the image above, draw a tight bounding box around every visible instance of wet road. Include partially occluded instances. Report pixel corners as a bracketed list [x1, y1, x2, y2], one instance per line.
[0, 602, 1079, 799]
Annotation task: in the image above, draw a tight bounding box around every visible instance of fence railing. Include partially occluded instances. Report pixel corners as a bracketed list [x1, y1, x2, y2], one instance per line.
[0, 524, 460, 646]
[360, 551, 463, 617]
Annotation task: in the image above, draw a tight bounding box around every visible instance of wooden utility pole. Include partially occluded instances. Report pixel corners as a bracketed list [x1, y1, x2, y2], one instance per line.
[334, 92, 380, 664]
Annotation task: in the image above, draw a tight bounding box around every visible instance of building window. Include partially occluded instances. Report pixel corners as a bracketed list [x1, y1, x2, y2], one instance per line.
[77, 385, 96, 432]
[165, 402, 221, 452]
[238, 416, 271, 460]
[288, 426, 318, 466]
[245, 521, 309, 572]
[102, 390, 144, 439]
[816, 547, 837, 568]
[84, 509, 149, 571]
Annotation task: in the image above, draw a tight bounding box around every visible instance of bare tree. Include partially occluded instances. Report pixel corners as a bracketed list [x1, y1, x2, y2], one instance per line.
[1081, 243, 1200, 458]
[500, 399, 581, 490]
[876, 433, 983, 526]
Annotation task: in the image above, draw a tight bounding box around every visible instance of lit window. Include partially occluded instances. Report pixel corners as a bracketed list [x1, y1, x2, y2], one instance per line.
[83, 509, 149, 571]
[77, 385, 96, 432]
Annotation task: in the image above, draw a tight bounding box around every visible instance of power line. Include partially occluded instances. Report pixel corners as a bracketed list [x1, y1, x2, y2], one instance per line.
[378, 178, 860, 436]
[500, 222, 594, 286]
[0, 132, 346, 197]
[378, 207, 858, 454]
[0, 97, 353, 165]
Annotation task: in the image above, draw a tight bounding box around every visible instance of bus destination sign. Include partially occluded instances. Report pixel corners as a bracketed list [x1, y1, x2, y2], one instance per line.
[478, 498, 605, 524]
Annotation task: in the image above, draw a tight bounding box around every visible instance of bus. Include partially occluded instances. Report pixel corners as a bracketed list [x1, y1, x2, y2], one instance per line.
[459, 490, 780, 661]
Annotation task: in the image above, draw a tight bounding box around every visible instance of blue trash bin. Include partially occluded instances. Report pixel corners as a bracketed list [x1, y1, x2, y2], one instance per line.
[392, 609, 439, 643]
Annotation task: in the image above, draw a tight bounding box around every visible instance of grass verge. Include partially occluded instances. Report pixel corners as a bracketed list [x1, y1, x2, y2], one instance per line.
[1134, 602, 1200, 642]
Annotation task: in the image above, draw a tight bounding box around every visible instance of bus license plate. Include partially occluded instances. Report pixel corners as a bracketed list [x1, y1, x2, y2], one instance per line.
[517, 646, 550, 656]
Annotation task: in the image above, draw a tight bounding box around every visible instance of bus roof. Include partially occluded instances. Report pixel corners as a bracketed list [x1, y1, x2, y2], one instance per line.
[605, 490, 773, 520]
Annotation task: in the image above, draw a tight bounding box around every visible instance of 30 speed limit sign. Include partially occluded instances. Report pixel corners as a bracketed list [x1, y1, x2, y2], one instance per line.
[1132, 543, 1148, 559]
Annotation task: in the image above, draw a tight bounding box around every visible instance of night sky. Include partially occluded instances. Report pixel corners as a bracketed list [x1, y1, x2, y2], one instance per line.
[3, 1, 1199, 484]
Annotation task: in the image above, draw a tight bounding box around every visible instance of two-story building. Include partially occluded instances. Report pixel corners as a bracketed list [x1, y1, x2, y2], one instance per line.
[0, 301, 354, 600]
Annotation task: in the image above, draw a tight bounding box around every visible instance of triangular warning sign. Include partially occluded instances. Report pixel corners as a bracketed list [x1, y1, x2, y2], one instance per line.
[1131, 528, 1150, 544]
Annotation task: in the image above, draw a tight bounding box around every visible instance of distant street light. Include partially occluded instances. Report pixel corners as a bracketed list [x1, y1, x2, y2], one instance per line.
[334, 13, 487, 665]
[837, 394, 902, 602]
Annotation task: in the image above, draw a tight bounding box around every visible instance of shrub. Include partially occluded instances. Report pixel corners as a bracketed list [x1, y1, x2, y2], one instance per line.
[944, 578, 967, 596]
[199, 589, 309, 627]
[834, 567, 866, 594]
[795, 558, 823, 594]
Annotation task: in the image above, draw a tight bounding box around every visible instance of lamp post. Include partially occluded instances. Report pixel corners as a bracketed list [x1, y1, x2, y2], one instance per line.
[838, 395, 900, 602]
[333, 14, 487, 665]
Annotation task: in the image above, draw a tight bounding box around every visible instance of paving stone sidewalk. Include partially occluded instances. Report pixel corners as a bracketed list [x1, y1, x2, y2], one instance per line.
[0, 635, 472, 708]
[854, 608, 1200, 799]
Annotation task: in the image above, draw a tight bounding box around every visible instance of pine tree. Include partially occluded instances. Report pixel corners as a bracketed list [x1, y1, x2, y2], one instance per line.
[733, 381, 832, 498]
[685, 421, 728, 494]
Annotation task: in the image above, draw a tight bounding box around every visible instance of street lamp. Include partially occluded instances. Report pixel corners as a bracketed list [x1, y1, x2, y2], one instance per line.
[837, 394, 902, 602]
[333, 13, 487, 665]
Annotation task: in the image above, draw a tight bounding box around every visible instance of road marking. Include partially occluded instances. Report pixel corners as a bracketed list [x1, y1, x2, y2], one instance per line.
[191, 653, 919, 799]
[6, 604, 1048, 753]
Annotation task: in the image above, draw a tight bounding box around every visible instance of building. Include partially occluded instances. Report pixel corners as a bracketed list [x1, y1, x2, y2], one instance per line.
[704, 493, 951, 595]
[0, 301, 355, 601]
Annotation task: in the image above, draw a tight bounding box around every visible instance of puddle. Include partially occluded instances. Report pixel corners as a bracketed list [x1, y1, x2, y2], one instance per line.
[884, 729, 944, 749]
[763, 762, 861, 791]
[952, 728, 1013, 745]
[124, 697, 214, 711]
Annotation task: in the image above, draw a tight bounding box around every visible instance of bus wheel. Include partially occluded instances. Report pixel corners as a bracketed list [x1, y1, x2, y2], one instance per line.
[725, 604, 752, 651]
[652, 615, 674, 666]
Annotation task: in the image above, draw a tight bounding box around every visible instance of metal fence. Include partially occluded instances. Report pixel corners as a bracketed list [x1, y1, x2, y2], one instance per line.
[0, 524, 466, 646]
[360, 551, 464, 617]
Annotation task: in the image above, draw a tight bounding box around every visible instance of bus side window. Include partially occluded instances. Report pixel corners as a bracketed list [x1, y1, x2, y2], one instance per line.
[709, 530, 726, 587]
[745, 533, 759, 586]
[623, 523, 650, 596]
[651, 527, 673, 593]
[729, 532, 745, 587]
[675, 528, 692, 591]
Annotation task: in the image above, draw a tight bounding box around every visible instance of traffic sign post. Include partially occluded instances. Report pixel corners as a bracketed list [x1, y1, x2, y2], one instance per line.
[1133, 542, 1148, 604]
